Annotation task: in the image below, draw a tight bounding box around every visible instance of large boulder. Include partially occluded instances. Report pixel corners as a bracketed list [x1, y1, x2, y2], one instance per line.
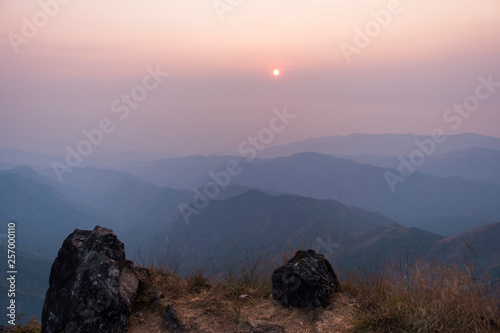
[272, 249, 341, 308]
[41, 226, 139, 333]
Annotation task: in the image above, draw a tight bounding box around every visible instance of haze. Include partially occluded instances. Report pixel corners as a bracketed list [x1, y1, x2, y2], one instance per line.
[1, 0, 499, 156]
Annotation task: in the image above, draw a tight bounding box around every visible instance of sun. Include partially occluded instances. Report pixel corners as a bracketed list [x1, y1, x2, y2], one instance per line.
[273, 69, 280, 76]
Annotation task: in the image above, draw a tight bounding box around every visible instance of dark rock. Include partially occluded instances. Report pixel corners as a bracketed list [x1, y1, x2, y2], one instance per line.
[163, 303, 185, 331]
[249, 324, 286, 333]
[41, 226, 139, 333]
[272, 249, 341, 308]
[152, 291, 165, 305]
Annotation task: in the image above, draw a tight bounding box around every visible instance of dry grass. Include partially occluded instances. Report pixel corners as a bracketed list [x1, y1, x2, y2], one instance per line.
[129, 250, 500, 332]
[128, 267, 357, 333]
[14, 249, 500, 332]
[342, 256, 500, 332]
[9, 317, 42, 333]
[128, 250, 358, 333]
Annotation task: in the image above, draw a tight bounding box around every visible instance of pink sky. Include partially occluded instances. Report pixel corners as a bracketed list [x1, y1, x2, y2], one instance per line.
[1, 0, 499, 156]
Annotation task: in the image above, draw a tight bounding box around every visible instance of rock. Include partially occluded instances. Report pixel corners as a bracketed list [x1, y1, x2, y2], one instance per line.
[152, 291, 165, 305]
[41, 226, 139, 333]
[272, 249, 341, 308]
[163, 303, 185, 331]
[249, 324, 286, 333]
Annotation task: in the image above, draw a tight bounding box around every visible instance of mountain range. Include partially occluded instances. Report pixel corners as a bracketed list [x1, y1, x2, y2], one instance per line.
[1, 132, 500, 324]
[124, 152, 500, 225]
[343, 147, 500, 185]
[254, 133, 500, 158]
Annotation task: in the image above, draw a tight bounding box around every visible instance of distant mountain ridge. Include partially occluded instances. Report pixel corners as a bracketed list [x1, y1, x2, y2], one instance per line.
[165, 190, 441, 270]
[426, 221, 500, 277]
[121, 155, 244, 189]
[0, 148, 167, 170]
[255, 133, 500, 158]
[401, 215, 492, 237]
[343, 147, 500, 185]
[2, 168, 500, 324]
[0, 173, 108, 256]
[129, 152, 500, 223]
[0, 172, 113, 323]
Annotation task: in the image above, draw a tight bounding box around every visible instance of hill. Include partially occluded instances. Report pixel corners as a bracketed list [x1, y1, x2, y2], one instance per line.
[0, 172, 116, 323]
[165, 190, 442, 272]
[0, 173, 108, 256]
[426, 221, 500, 277]
[225, 153, 500, 222]
[124, 152, 500, 223]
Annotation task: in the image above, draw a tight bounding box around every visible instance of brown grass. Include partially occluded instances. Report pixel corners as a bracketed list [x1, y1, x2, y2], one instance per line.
[14, 250, 500, 332]
[129, 249, 500, 332]
[9, 317, 41, 333]
[128, 250, 358, 333]
[342, 255, 500, 332]
[128, 266, 357, 333]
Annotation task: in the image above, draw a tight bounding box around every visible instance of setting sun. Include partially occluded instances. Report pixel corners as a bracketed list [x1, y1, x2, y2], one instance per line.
[273, 69, 280, 76]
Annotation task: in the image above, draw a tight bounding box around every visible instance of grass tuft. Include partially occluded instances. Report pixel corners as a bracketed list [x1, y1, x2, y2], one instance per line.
[342, 256, 500, 332]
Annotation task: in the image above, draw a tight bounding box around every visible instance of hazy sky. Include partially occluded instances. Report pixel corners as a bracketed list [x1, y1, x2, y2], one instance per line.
[1, 0, 499, 156]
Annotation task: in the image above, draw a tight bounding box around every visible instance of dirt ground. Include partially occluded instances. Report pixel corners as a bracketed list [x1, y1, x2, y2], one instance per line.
[128, 291, 359, 333]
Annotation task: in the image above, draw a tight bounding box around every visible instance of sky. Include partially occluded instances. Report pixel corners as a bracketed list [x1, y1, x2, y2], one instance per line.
[0, 0, 499, 156]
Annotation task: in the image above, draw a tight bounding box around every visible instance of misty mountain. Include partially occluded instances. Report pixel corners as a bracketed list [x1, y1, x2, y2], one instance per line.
[401, 215, 493, 237]
[0, 173, 109, 256]
[414, 147, 500, 185]
[0, 149, 58, 168]
[0, 243, 51, 323]
[78, 151, 168, 169]
[230, 153, 500, 221]
[2, 169, 499, 324]
[426, 222, 500, 277]
[0, 162, 15, 170]
[42, 167, 252, 232]
[343, 147, 500, 185]
[121, 154, 244, 189]
[141, 152, 500, 223]
[255, 133, 500, 158]
[0, 166, 167, 224]
[0, 148, 171, 174]
[0, 166, 264, 250]
[166, 190, 500, 276]
[0, 165, 60, 188]
[49, 168, 162, 218]
[165, 190, 442, 271]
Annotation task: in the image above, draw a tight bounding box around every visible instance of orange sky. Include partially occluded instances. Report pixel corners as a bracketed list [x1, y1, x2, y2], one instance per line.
[1, 0, 499, 155]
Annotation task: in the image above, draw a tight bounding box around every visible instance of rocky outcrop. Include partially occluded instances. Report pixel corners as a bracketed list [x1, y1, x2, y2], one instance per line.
[41, 226, 139, 333]
[272, 249, 341, 308]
